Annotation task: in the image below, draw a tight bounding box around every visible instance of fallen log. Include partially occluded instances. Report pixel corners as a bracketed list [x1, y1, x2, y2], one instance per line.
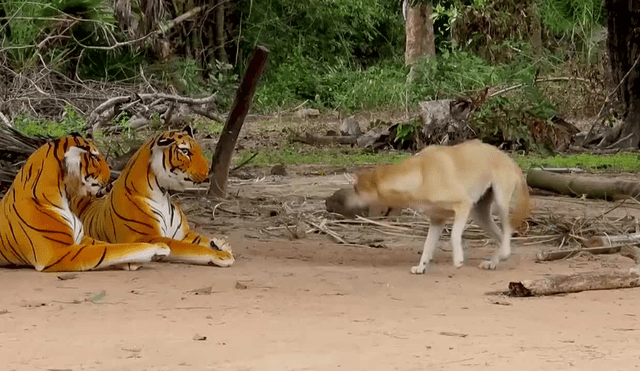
[585, 233, 640, 247]
[526, 170, 640, 201]
[535, 246, 622, 262]
[508, 270, 640, 297]
[620, 246, 640, 264]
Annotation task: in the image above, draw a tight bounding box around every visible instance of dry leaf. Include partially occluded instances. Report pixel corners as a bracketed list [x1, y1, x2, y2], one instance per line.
[87, 290, 106, 303]
[186, 286, 213, 295]
[488, 299, 512, 306]
[439, 331, 468, 338]
[193, 333, 207, 341]
[57, 273, 78, 281]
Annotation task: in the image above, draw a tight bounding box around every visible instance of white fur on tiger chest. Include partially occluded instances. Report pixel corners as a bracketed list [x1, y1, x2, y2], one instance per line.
[145, 191, 185, 240]
[59, 198, 85, 245]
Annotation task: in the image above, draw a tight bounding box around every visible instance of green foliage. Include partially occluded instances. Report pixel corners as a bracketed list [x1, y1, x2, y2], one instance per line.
[2, 0, 144, 79]
[239, 0, 404, 110]
[237, 0, 403, 69]
[146, 58, 238, 105]
[13, 106, 86, 137]
[539, 0, 606, 63]
[470, 81, 559, 152]
[255, 53, 409, 111]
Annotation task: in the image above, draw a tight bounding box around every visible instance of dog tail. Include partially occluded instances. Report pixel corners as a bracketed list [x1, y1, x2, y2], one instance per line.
[510, 170, 531, 230]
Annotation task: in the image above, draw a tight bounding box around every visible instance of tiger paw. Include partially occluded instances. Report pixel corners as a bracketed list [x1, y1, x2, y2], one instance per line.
[210, 238, 232, 253]
[119, 263, 143, 271]
[154, 243, 171, 257]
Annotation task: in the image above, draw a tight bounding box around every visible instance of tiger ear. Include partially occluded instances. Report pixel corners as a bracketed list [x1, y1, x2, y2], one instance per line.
[183, 125, 196, 138]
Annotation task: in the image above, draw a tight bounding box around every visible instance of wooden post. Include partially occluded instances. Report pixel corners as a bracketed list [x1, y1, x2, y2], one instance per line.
[208, 45, 269, 197]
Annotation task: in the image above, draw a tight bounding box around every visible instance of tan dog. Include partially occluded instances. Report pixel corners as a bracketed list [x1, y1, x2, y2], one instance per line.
[353, 139, 530, 274]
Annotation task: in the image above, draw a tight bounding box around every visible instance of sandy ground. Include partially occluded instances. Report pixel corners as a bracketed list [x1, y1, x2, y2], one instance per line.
[1, 234, 639, 371]
[2, 171, 640, 371]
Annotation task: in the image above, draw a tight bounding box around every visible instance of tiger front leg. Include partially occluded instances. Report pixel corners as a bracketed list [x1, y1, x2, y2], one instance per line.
[144, 236, 235, 267]
[39, 239, 170, 272]
[182, 230, 233, 253]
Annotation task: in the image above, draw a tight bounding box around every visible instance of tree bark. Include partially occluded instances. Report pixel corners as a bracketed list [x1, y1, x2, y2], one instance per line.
[526, 170, 640, 201]
[605, 0, 640, 148]
[208, 46, 269, 197]
[404, 1, 435, 66]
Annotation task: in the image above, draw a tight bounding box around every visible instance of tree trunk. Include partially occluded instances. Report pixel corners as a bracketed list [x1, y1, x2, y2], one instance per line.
[404, 1, 435, 66]
[215, 0, 228, 63]
[605, 0, 640, 148]
[208, 46, 269, 197]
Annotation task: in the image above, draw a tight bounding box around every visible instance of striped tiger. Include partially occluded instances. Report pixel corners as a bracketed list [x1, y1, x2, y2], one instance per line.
[70, 127, 234, 267]
[0, 134, 170, 272]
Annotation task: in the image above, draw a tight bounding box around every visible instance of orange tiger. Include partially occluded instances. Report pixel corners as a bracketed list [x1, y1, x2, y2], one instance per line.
[0, 134, 170, 272]
[70, 127, 234, 267]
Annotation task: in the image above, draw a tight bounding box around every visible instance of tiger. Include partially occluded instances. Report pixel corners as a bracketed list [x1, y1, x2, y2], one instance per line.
[70, 127, 235, 268]
[0, 134, 170, 272]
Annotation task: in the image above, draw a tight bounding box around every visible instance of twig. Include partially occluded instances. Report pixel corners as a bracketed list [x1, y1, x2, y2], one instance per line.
[0, 111, 11, 127]
[231, 152, 258, 171]
[306, 219, 349, 244]
[606, 132, 635, 149]
[191, 106, 225, 124]
[489, 77, 591, 98]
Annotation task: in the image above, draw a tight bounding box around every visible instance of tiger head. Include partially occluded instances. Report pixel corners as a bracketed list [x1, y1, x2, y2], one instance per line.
[150, 126, 209, 192]
[60, 134, 111, 198]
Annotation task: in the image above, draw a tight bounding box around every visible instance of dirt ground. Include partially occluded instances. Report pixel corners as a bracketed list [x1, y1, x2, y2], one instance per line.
[2, 168, 640, 371]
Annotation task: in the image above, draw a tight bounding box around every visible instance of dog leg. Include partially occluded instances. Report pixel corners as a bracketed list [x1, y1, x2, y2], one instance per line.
[479, 189, 513, 270]
[411, 222, 444, 274]
[450, 205, 471, 268]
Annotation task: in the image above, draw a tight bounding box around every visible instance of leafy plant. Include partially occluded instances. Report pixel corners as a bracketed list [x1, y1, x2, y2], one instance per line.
[13, 105, 86, 137]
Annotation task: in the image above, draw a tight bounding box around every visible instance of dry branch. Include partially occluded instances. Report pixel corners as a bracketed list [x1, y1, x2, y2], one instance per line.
[527, 170, 640, 201]
[87, 93, 218, 131]
[508, 270, 640, 297]
[191, 107, 225, 124]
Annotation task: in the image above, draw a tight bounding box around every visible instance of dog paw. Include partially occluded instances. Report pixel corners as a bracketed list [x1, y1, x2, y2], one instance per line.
[410, 265, 426, 274]
[478, 260, 497, 270]
[210, 238, 232, 253]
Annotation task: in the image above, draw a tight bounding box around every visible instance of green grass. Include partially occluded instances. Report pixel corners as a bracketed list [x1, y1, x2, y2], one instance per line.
[236, 146, 410, 167]
[13, 107, 86, 137]
[516, 152, 640, 173]
[235, 144, 640, 174]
